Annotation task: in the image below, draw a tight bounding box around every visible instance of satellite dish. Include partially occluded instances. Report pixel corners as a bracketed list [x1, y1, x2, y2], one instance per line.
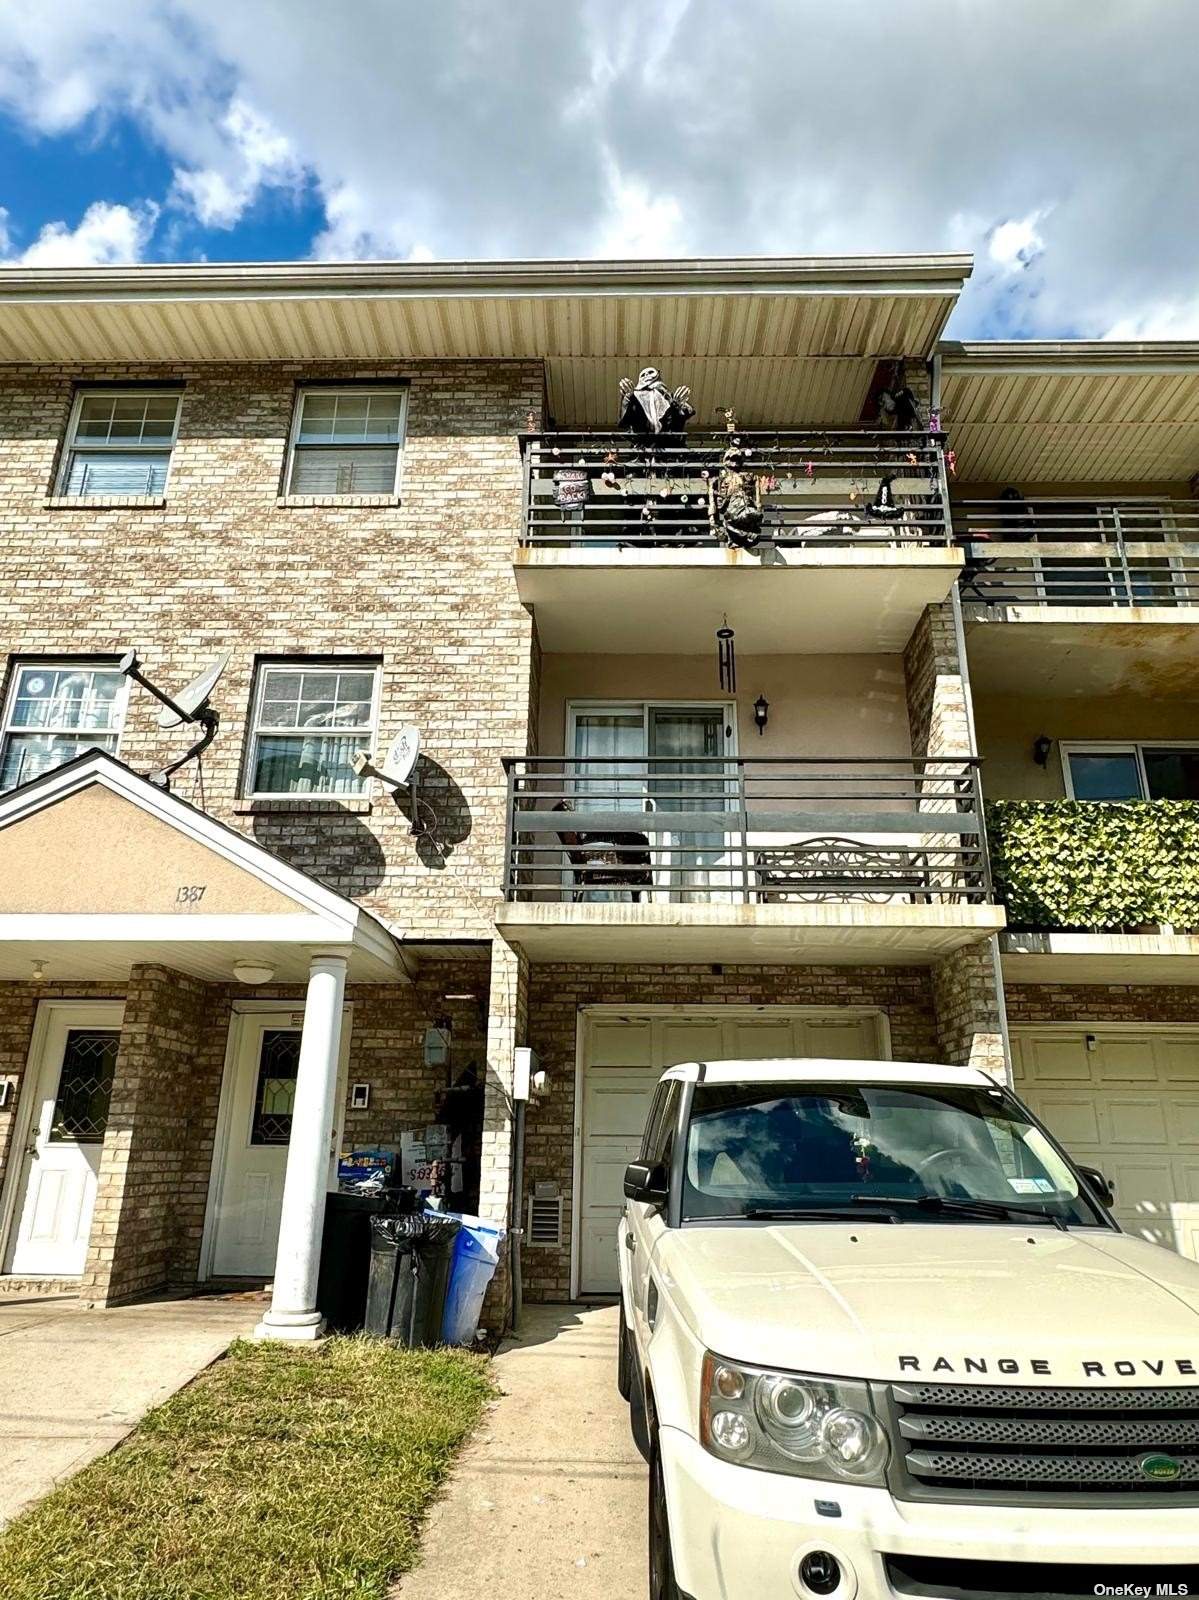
[156, 654, 229, 728]
[380, 726, 420, 787]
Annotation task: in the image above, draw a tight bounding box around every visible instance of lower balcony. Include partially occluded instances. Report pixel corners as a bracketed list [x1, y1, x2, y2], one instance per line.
[989, 798, 1199, 983]
[496, 756, 1004, 964]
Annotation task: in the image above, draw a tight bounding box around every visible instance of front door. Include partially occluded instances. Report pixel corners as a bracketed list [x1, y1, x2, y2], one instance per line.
[3, 1002, 124, 1277]
[208, 1011, 349, 1279]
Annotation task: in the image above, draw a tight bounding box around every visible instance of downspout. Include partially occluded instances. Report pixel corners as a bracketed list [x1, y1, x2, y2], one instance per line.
[510, 1098, 525, 1332]
[934, 351, 1014, 1085]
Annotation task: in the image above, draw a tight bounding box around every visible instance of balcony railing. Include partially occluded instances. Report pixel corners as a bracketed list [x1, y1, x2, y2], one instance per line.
[956, 499, 1199, 607]
[503, 756, 989, 906]
[521, 431, 952, 549]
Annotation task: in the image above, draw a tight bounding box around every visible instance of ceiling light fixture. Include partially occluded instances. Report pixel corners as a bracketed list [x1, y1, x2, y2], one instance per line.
[233, 960, 276, 985]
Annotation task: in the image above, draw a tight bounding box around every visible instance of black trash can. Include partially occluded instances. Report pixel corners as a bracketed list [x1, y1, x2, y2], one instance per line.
[365, 1212, 461, 1346]
[318, 1187, 420, 1333]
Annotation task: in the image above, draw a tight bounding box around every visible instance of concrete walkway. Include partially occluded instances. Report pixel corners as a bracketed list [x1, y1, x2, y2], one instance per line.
[397, 1301, 646, 1600]
[0, 1292, 262, 1526]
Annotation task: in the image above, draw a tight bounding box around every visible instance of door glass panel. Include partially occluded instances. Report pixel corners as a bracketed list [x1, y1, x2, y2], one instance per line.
[649, 706, 729, 896]
[49, 1029, 119, 1143]
[1067, 751, 1143, 801]
[571, 712, 645, 808]
[1143, 748, 1199, 800]
[251, 1030, 301, 1145]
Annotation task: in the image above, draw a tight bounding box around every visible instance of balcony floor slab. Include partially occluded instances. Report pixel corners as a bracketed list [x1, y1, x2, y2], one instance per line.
[495, 900, 1005, 966]
[1001, 931, 1199, 985]
[515, 547, 962, 654]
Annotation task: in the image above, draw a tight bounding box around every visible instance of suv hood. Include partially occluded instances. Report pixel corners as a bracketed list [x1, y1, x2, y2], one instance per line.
[658, 1224, 1199, 1385]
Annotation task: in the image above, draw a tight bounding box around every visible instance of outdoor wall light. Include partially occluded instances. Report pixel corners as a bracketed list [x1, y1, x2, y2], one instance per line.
[753, 694, 770, 735]
[30, 959, 47, 983]
[1032, 734, 1053, 767]
[233, 960, 276, 985]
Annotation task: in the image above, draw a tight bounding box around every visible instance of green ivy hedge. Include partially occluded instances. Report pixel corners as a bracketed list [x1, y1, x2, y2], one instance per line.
[987, 799, 1199, 933]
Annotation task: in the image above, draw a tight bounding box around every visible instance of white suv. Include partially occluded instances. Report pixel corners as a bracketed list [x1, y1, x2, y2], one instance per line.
[617, 1058, 1199, 1600]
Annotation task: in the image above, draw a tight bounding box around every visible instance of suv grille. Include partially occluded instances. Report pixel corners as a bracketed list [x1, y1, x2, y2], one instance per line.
[883, 1381, 1199, 1505]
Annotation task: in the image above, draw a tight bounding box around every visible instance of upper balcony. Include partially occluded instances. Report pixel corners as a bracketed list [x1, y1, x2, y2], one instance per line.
[957, 497, 1199, 617]
[515, 430, 963, 654]
[494, 753, 1003, 964]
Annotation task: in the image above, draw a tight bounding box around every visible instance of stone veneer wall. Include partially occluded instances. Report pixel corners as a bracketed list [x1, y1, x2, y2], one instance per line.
[518, 962, 940, 1300]
[903, 600, 971, 762]
[0, 359, 542, 938]
[931, 942, 1007, 1079]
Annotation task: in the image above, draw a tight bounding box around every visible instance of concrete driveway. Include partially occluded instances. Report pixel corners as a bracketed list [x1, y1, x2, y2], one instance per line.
[0, 1292, 262, 1526]
[397, 1301, 647, 1600]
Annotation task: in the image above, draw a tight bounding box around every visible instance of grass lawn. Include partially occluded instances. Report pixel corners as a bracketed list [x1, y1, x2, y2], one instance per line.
[0, 1335, 492, 1600]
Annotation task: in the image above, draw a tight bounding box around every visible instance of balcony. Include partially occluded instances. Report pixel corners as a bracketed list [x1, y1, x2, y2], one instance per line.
[515, 431, 963, 654]
[495, 755, 1004, 965]
[957, 499, 1199, 613]
[989, 798, 1199, 983]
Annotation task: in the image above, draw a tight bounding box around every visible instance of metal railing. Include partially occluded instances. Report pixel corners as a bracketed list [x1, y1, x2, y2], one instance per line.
[522, 431, 952, 549]
[955, 499, 1199, 607]
[503, 755, 990, 906]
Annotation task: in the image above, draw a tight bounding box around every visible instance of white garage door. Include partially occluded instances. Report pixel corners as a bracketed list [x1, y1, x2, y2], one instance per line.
[1013, 1028, 1199, 1261]
[577, 1008, 887, 1294]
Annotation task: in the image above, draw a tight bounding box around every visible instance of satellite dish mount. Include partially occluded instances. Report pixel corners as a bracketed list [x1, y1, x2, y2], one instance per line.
[119, 649, 229, 789]
[351, 725, 434, 836]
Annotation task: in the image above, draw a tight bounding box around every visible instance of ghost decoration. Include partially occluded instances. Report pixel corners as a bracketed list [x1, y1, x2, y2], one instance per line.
[616, 368, 696, 436]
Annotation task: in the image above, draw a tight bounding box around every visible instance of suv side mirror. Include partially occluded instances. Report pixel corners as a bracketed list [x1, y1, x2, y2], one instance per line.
[1077, 1164, 1116, 1208]
[624, 1160, 668, 1205]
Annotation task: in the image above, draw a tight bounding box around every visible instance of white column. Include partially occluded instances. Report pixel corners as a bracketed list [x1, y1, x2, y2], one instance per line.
[254, 952, 347, 1342]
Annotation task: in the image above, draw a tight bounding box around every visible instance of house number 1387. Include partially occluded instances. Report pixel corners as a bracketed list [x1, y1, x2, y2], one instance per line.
[176, 885, 207, 904]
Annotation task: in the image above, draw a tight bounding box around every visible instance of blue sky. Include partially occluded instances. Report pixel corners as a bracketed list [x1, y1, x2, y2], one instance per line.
[0, 0, 1196, 340]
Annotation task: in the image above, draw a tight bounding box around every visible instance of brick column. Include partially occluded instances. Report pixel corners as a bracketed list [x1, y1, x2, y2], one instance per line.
[81, 964, 220, 1307]
[931, 940, 1009, 1081]
[903, 600, 971, 761]
[478, 933, 529, 1329]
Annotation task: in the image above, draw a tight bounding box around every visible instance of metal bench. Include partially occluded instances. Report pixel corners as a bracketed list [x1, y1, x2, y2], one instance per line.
[753, 835, 932, 903]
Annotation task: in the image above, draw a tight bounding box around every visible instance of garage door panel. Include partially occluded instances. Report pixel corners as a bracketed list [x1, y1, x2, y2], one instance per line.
[1158, 1039, 1199, 1084]
[1016, 1034, 1093, 1084]
[800, 1018, 881, 1058]
[586, 1020, 653, 1066]
[1026, 1094, 1102, 1148]
[1174, 1161, 1199, 1203]
[583, 1068, 661, 1139]
[728, 1020, 798, 1058]
[1165, 1099, 1199, 1146]
[1095, 1040, 1159, 1083]
[1105, 1096, 1171, 1145]
[659, 1020, 724, 1067]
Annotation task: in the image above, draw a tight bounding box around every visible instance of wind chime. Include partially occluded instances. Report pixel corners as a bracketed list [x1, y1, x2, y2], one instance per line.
[716, 617, 736, 694]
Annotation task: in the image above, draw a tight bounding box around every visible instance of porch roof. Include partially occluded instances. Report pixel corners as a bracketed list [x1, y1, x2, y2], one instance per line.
[0, 253, 970, 428]
[0, 751, 406, 985]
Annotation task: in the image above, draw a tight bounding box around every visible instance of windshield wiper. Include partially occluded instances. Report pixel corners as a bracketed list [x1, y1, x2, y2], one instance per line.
[743, 1205, 901, 1223]
[851, 1194, 1068, 1230]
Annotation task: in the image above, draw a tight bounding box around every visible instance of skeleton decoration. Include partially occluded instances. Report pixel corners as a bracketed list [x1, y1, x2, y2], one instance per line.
[875, 362, 925, 433]
[616, 368, 695, 435]
[711, 444, 765, 549]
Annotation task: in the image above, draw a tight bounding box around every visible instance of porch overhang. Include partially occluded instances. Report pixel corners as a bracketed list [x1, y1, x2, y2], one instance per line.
[495, 900, 1005, 966]
[0, 752, 407, 985]
[964, 617, 1199, 699]
[515, 546, 964, 654]
[1001, 931, 1199, 986]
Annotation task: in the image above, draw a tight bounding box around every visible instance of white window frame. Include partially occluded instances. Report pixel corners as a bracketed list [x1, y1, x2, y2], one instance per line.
[246, 660, 382, 801]
[0, 660, 130, 790]
[284, 386, 408, 498]
[55, 388, 182, 498]
[1060, 740, 1199, 801]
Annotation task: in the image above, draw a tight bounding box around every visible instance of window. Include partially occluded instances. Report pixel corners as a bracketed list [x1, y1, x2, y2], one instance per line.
[251, 1030, 301, 1145]
[57, 389, 181, 497]
[247, 662, 380, 797]
[286, 388, 406, 496]
[0, 662, 127, 790]
[1063, 743, 1199, 802]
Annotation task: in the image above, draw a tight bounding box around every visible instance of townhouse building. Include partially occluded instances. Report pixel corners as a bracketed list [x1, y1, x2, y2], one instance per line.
[0, 256, 1191, 1333]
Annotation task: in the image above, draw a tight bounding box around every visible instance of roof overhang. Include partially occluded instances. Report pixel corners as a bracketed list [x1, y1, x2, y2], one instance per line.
[939, 340, 1199, 483]
[1001, 931, 1199, 985]
[0, 254, 971, 428]
[495, 900, 1005, 966]
[0, 751, 406, 984]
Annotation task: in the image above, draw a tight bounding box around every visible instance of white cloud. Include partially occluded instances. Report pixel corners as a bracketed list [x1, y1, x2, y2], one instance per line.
[0, 1, 1195, 336]
[3, 200, 157, 266]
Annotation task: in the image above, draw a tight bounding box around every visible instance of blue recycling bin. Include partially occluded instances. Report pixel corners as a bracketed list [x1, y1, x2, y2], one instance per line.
[438, 1212, 505, 1344]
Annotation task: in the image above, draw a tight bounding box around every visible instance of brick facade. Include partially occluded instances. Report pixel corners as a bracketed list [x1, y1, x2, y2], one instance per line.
[1005, 984, 1199, 1026]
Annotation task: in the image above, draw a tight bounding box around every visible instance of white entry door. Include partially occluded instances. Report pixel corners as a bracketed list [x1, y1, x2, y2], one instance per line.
[208, 1010, 350, 1279]
[1013, 1027, 1199, 1260]
[577, 1007, 886, 1294]
[3, 1002, 124, 1277]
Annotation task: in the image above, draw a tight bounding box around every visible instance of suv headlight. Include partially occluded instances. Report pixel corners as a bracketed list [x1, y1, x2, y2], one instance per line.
[700, 1352, 889, 1485]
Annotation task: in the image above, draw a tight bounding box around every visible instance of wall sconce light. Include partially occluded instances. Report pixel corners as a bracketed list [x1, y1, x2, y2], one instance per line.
[753, 694, 770, 736]
[1032, 735, 1052, 768]
[30, 959, 47, 983]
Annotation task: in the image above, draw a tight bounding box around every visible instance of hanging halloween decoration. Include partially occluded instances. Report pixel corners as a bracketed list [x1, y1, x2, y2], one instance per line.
[711, 443, 765, 549]
[865, 476, 898, 520]
[552, 466, 591, 510]
[616, 368, 695, 435]
[716, 619, 736, 693]
[875, 361, 925, 433]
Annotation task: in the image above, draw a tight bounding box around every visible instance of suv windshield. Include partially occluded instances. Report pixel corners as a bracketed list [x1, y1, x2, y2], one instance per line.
[682, 1081, 1102, 1226]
